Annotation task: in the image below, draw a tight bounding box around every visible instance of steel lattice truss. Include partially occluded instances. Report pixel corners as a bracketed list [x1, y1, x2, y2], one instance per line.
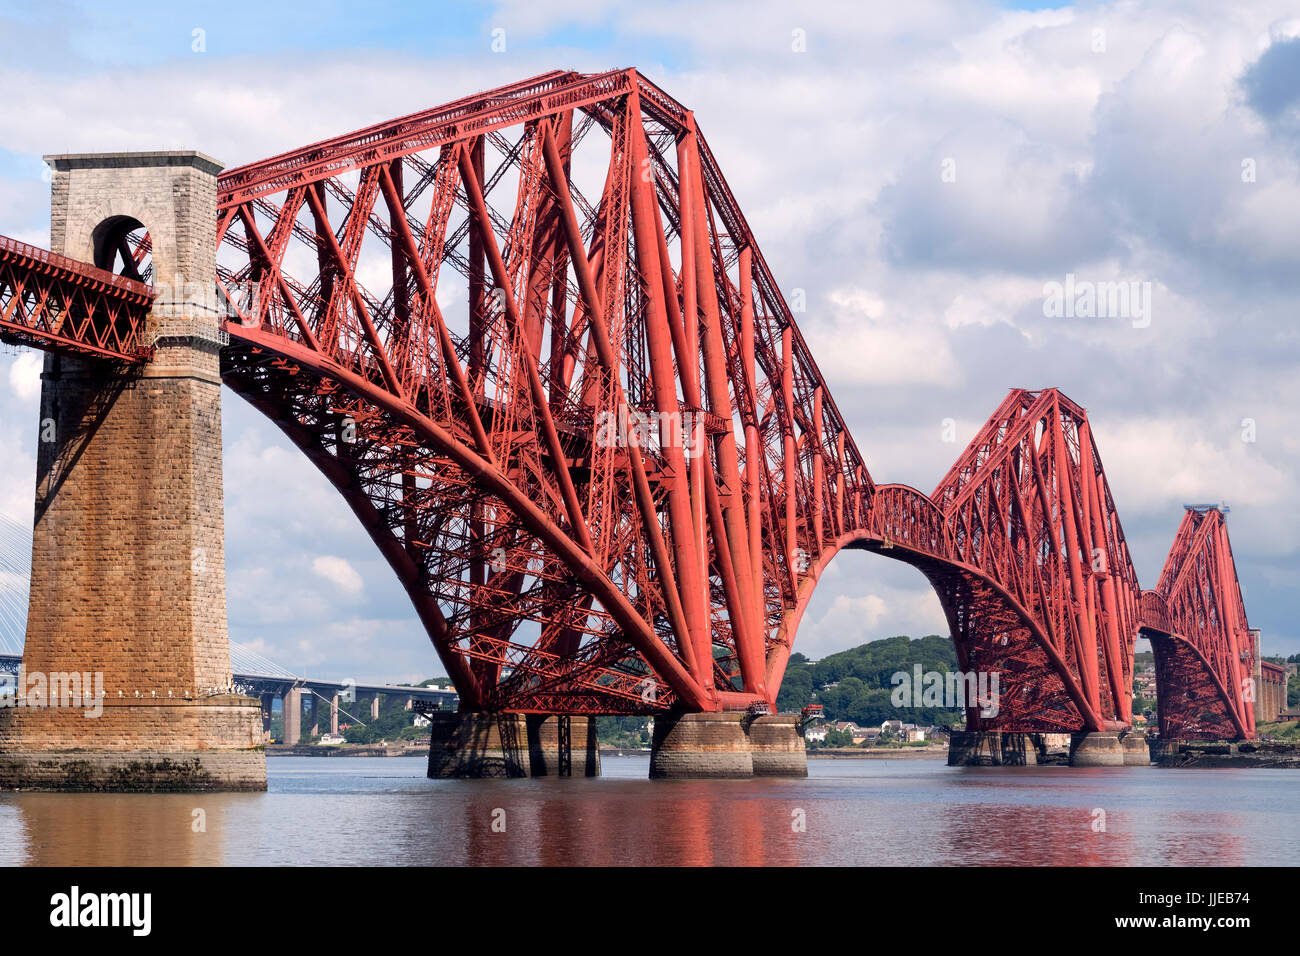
[213, 68, 881, 715]
[922, 389, 1144, 731]
[1141, 509, 1255, 739]
[0, 69, 1258, 737]
[0, 234, 152, 362]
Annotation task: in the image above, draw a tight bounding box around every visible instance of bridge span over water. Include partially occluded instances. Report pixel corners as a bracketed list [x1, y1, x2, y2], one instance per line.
[0, 69, 1259, 786]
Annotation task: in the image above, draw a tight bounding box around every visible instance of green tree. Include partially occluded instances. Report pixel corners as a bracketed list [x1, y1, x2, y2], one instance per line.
[779, 635, 964, 727]
[821, 728, 853, 747]
[340, 695, 425, 744]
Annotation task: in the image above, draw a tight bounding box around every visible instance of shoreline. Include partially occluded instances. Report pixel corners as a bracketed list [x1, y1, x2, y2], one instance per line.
[808, 746, 949, 759]
[267, 744, 427, 758]
[265, 745, 956, 760]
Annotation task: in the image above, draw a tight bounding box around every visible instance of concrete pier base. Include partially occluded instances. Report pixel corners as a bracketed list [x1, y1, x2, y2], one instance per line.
[0, 750, 266, 792]
[429, 709, 808, 779]
[525, 714, 600, 777]
[650, 712, 753, 778]
[0, 697, 265, 791]
[948, 730, 998, 765]
[426, 712, 600, 778]
[647, 711, 809, 778]
[1069, 731, 1126, 766]
[1121, 731, 1150, 766]
[427, 712, 529, 778]
[1000, 732, 1038, 765]
[747, 715, 808, 777]
[947, 731, 1038, 766]
[1147, 737, 1182, 761]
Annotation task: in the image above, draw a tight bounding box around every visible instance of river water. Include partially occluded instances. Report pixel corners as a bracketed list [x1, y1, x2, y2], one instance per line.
[0, 755, 1296, 866]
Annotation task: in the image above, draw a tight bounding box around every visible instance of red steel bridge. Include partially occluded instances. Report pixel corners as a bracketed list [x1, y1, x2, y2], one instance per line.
[0, 69, 1258, 740]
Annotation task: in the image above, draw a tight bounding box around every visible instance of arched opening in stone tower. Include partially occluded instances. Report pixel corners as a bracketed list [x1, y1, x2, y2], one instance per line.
[91, 215, 152, 284]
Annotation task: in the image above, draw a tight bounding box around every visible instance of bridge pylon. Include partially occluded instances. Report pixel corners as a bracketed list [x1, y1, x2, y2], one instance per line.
[0, 151, 264, 791]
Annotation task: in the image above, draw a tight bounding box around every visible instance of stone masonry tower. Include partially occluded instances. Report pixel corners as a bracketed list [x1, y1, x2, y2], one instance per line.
[0, 152, 265, 790]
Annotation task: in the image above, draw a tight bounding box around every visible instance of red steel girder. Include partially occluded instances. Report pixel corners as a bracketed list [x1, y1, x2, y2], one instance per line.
[0, 234, 152, 362]
[208, 73, 1257, 729]
[213, 68, 873, 716]
[1140, 507, 1255, 739]
[3, 69, 1257, 732]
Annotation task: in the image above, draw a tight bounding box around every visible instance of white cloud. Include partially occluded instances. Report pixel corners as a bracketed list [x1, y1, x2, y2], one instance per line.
[311, 556, 364, 596]
[1215, 176, 1300, 266]
[809, 287, 962, 388]
[0, 0, 1297, 668]
[1099, 416, 1292, 515]
[7, 352, 41, 401]
[799, 575, 950, 660]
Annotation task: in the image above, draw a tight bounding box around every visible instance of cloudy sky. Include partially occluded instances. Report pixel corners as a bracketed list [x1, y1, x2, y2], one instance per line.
[0, 0, 1297, 682]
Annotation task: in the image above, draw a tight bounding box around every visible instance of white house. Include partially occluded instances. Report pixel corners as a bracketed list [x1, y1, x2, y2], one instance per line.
[882, 720, 930, 742]
[830, 721, 880, 744]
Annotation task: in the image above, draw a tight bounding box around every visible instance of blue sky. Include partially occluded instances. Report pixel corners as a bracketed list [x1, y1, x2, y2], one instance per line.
[1, 0, 1298, 683]
[2, 1, 680, 71]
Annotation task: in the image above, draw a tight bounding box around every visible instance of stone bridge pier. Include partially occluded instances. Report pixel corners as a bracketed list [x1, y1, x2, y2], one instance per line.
[0, 151, 265, 791]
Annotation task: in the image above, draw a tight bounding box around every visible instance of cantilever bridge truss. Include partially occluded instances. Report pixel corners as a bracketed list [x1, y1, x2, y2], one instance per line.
[0, 69, 1258, 738]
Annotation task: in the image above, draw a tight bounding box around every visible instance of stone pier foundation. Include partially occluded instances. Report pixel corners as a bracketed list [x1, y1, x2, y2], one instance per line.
[1147, 737, 1181, 761]
[650, 712, 752, 778]
[1120, 731, 1150, 766]
[0, 151, 263, 791]
[0, 700, 265, 791]
[1070, 731, 1153, 766]
[748, 715, 808, 777]
[525, 715, 600, 777]
[947, 731, 1038, 766]
[647, 711, 810, 778]
[428, 712, 528, 778]
[426, 712, 600, 778]
[1069, 731, 1126, 766]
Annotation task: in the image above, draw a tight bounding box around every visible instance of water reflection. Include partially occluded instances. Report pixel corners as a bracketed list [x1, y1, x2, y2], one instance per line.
[6, 793, 233, 866]
[0, 758, 1295, 866]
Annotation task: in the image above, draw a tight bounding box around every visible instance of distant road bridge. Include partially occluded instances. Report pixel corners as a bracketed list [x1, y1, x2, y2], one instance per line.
[1, 511, 456, 744]
[0, 653, 457, 745]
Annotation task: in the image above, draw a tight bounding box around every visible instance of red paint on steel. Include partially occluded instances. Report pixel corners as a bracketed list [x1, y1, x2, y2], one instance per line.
[0, 70, 1257, 736]
[0, 234, 153, 361]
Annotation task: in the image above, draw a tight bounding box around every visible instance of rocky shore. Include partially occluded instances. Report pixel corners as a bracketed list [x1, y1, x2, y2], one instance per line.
[1152, 740, 1300, 768]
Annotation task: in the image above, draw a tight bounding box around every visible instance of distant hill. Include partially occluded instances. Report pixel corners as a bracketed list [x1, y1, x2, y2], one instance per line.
[777, 635, 963, 726]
